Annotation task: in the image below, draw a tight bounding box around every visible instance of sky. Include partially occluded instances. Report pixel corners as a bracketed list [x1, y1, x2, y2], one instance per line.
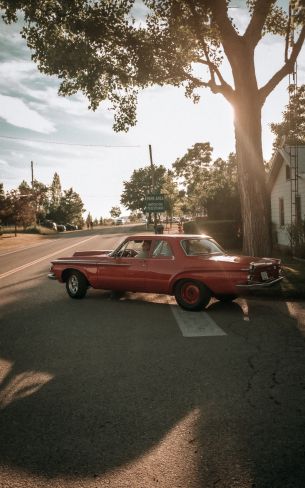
[0, 1, 304, 219]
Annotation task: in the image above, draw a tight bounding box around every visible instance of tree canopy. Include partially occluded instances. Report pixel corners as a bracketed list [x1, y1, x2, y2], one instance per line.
[0, 174, 86, 229]
[271, 84, 305, 147]
[173, 143, 240, 219]
[120, 164, 167, 212]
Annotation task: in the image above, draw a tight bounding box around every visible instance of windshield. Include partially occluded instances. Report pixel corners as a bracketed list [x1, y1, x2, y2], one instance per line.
[181, 238, 224, 256]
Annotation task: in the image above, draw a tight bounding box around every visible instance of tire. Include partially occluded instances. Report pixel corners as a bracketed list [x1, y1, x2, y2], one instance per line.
[66, 270, 88, 299]
[174, 279, 211, 311]
[216, 294, 237, 302]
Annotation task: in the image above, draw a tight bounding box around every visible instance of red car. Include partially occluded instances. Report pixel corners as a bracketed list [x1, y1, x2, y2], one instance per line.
[48, 234, 283, 311]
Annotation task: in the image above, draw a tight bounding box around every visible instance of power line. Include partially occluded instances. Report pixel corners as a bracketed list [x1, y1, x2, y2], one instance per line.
[0, 134, 140, 148]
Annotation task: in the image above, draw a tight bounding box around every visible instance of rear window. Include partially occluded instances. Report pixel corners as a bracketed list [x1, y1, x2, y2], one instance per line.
[181, 238, 223, 255]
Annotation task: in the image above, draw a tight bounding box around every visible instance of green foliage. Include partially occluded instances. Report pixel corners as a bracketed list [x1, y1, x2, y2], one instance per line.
[56, 188, 86, 226]
[120, 164, 167, 212]
[270, 84, 305, 148]
[0, 1, 299, 132]
[183, 219, 242, 249]
[174, 144, 240, 220]
[1, 173, 85, 229]
[110, 206, 121, 218]
[286, 220, 305, 258]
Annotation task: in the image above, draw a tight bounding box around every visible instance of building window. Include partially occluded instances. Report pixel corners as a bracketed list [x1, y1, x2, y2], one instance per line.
[285, 165, 291, 180]
[279, 198, 285, 226]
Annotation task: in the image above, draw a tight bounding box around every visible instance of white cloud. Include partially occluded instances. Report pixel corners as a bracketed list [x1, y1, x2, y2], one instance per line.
[0, 94, 56, 134]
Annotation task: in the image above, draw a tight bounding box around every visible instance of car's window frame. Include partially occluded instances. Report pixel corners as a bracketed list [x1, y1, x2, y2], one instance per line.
[152, 239, 174, 259]
[180, 238, 224, 256]
[110, 239, 153, 258]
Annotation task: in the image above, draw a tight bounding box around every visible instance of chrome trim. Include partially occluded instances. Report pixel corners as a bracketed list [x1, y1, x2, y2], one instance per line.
[52, 259, 129, 266]
[236, 276, 283, 289]
[48, 273, 56, 280]
[251, 261, 274, 268]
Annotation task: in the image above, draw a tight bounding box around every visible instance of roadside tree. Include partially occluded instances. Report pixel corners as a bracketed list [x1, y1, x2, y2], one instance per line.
[2, 1, 305, 254]
[47, 172, 62, 221]
[161, 170, 180, 221]
[110, 206, 121, 218]
[270, 84, 305, 147]
[174, 143, 241, 220]
[121, 165, 167, 213]
[56, 188, 86, 227]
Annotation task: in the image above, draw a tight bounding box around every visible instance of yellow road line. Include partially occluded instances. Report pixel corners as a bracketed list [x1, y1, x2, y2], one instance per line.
[0, 236, 98, 280]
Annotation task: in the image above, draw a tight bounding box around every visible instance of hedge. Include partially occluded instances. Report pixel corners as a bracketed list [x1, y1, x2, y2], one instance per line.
[183, 219, 242, 249]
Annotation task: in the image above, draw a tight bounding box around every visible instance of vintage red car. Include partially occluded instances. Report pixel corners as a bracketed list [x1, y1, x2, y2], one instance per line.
[48, 234, 283, 311]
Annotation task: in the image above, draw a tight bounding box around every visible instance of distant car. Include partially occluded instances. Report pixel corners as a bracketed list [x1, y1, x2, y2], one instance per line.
[42, 220, 57, 231]
[115, 218, 124, 225]
[48, 234, 283, 311]
[65, 223, 78, 231]
[57, 224, 66, 232]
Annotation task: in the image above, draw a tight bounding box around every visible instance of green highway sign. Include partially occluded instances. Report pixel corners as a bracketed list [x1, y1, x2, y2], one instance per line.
[145, 193, 165, 212]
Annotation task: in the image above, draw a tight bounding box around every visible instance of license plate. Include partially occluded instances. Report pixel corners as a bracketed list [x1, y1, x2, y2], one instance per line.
[261, 271, 268, 281]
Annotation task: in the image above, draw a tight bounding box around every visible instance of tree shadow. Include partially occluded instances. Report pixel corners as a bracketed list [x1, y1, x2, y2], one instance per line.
[1, 287, 305, 486]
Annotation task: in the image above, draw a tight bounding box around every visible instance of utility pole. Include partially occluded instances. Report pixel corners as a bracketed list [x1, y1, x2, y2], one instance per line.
[31, 160, 34, 187]
[30, 160, 37, 226]
[149, 144, 157, 229]
[149, 144, 155, 190]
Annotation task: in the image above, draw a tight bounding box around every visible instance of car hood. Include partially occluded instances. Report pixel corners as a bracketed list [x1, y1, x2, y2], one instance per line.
[51, 250, 112, 264]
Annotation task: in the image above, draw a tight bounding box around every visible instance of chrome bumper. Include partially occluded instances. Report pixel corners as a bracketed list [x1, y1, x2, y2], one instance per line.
[236, 276, 283, 289]
[48, 272, 57, 280]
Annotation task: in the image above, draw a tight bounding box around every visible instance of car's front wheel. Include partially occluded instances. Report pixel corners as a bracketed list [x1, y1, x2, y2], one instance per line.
[174, 279, 211, 311]
[66, 271, 88, 299]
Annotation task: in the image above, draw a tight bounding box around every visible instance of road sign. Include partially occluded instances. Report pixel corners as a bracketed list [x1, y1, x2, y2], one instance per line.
[145, 193, 165, 212]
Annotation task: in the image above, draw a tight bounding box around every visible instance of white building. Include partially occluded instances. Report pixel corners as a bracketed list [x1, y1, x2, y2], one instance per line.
[269, 146, 305, 248]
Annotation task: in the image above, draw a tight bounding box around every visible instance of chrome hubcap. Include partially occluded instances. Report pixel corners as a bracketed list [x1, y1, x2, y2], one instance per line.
[68, 275, 78, 294]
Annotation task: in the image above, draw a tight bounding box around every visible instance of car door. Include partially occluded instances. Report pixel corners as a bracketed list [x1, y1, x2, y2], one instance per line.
[145, 240, 175, 294]
[97, 240, 149, 291]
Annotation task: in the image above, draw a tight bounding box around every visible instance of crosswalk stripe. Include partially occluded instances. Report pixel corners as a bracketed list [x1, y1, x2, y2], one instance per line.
[170, 305, 227, 337]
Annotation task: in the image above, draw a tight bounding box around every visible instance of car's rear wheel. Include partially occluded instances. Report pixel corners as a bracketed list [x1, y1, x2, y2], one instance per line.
[216, 294, 237, 302]
[66, 270, 88, 299]
[174, 279, 211, 311]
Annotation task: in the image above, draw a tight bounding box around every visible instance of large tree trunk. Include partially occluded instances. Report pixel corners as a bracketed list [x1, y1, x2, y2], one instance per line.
[228, 40, 272, 257]
[233, 96, 272, 257]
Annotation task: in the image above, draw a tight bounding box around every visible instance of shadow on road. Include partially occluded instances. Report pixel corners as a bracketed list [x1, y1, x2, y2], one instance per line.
[1, 284, 305, 486]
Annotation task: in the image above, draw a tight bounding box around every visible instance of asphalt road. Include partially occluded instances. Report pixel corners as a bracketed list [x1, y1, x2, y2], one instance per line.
[1, 226, 305, 488]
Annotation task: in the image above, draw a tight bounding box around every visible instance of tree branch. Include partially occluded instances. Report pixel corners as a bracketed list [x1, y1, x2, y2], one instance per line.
[187, 1, 235, 105]
[244, 0, 275, 47]
[259, 24, 305, 104]
[209, 0, 240, 46]
[181, 68, 235, 103]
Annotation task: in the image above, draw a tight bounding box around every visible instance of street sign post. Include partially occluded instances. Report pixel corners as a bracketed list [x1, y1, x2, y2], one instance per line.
[145, 193, 165, 212]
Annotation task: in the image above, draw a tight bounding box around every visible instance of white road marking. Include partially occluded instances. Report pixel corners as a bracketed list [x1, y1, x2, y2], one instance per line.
[171, 305, 227, 337]
[0, 235, 98, 280]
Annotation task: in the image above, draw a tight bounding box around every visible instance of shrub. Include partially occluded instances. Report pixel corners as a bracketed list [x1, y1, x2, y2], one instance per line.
[183, 219, 242, 249]
[286, 221, 305, 258]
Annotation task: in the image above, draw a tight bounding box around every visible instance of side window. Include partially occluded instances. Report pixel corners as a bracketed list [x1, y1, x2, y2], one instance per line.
[152, 240, 173, 258]
[286, 165, 291, 180]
